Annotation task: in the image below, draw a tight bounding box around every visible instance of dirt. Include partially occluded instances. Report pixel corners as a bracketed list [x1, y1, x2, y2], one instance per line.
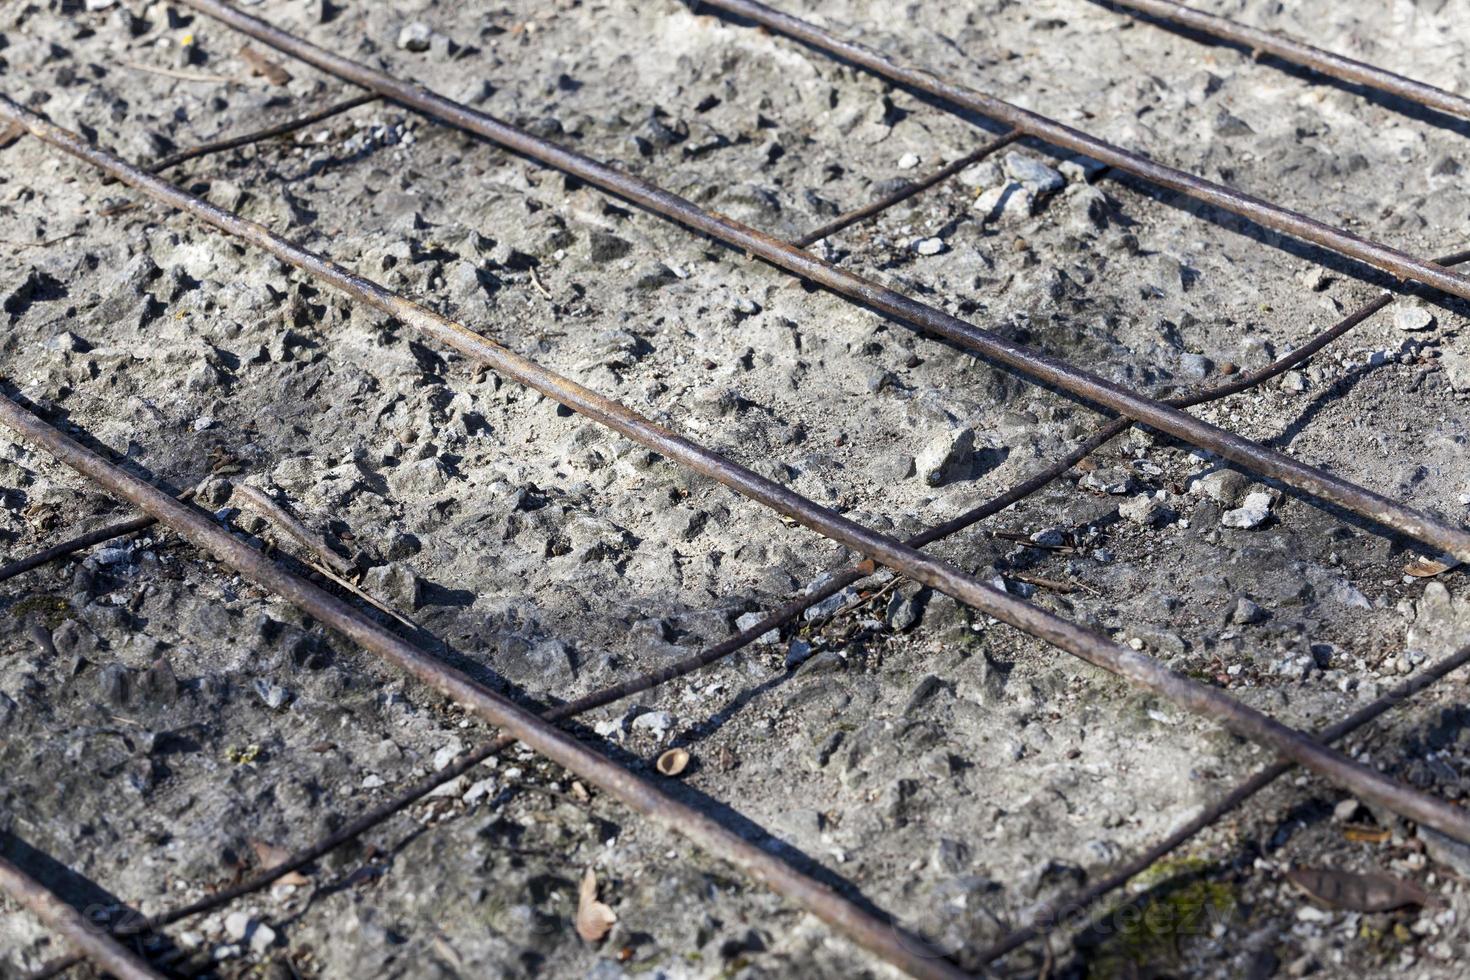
[2, 1, 1469, 977]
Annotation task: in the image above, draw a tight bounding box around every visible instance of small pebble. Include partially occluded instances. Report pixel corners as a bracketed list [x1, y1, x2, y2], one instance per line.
[735, 611, 779, 644]
[397, 21, 432, 52]
[914, 237, 945, 256]
[1395, 305, 1436, 332]
[1299, 267, 1332, 291]
[897, 152, 920, 170]
[1222, 491, 1272, 529]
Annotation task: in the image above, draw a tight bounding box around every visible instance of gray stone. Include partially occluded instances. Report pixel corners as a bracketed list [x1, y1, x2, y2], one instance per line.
[1299, 267, 1332, 291]
[932, 838, 970, 874]
[916, 427, 975, 486]
[974, 181, 1033, 222]
[1222, 491, 1273, 529]
[587, 230, 633, 263]
[1119, 491, 1171, 526]
[1442, 350, 1470, 392]
[96, 663, 130, 706]
[735, 611, 779, 644]
[362, 563, 424, 611]
[958, 160, 1004, 189]
[1029, 528, 1067, 548]
[1003, 151, 1065, 195]
[885, 587, 925, 631]
[139, 657, 179, 706]
[1058, 154, 1105, 183]
[1420, 825, 1470, 878]
[1394, 305, 1435, 332]
[1408, 582, 1470, 657]
[387, 457, 451, 497]
[1191, 469, 1251, 507]
[1080, 467, 1136, 495]
[254, 679, 291, 710]
[1280, 370, 1308, 393]
[783, 638, 814, 670]
[44, 330, 89, 353]
[1178, 352, 1213, 380]
[1227, 596, 1267, 625]
[795, 650, 846, 677]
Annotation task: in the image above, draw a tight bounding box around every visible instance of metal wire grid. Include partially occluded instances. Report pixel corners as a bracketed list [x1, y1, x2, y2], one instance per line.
[3, 0, 1468, 975]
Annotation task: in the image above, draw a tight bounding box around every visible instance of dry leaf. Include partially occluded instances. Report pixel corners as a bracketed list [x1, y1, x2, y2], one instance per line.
[252, 840, 311, 886]
[1287, 866, 1428, 912]
[1404, 557, 1454, 578]
[251, 840, 291, 869]
[0, 121, 24, 150]
[576, 868, 616, 942]
[656, 747, 690, 777]
[239, 45, 292, 86]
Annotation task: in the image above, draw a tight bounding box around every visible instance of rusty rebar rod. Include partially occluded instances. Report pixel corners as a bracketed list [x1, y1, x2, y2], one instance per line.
[689, 0, 1470, 301]
[149, 92, 378, 172]
[0, 395, 971, 980]
[0, 849, 165, 980]
[7, 99, 1469, 847]
[792, 130, 1022, 247]
[979, 638, 1470, 965]
[30, 245, 1431, 974]
[172, 0, 1470, 565]
[1102, 0, 1470, 122]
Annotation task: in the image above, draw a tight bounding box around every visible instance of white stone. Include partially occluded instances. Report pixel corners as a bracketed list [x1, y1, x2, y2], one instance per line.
[1222, 491, 1272, 529]
[249, 922, 276, 954]
[897, 152, 920, 170]
[433, 741, 464, 771]
[973, 181, 1033, 223]
[1394, 304, 1435, 332]
[1441, 350, 1470, 392]
[915, 427, 975, 487]
[397, 21, 433, 52]
[463, 777, 499, 803]
[631, 710, 674, 740]
[224, 910, 253, 941]
[914, 237, 945, 256]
